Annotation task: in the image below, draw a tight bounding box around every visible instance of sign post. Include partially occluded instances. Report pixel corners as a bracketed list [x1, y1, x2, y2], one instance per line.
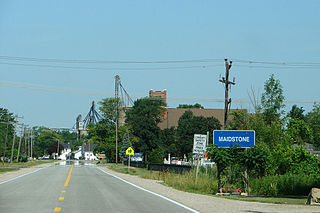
[192, 134, 207, 183]
[213, 130, 255, 195]
[126, 147, 134, 172]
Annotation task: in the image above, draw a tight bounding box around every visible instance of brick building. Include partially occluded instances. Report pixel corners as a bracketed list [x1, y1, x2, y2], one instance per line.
[149, 89, 246, 129]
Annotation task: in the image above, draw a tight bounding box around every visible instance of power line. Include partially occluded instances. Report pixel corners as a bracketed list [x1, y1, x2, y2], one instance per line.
[0, 55, 223, 64]
[0, 62, 220, 71]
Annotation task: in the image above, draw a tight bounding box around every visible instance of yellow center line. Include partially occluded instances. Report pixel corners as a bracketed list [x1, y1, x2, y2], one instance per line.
[61, 190, 66, 193]
[64, 164, 74, 187]
[54, 207, 61, 212]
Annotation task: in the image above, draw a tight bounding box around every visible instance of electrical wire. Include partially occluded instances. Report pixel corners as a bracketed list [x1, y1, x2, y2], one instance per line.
[0, 55, 223, 64]
[0, 62, 221, 71]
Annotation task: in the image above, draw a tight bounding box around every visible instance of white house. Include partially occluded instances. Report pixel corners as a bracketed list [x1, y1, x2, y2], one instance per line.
[71, 144, 98, 160]
[83, 144, 97, 160]
[58, 143, 72, 160]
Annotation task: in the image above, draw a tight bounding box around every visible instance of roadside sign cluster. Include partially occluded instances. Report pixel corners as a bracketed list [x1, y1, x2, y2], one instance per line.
[192, 134, 207, 158]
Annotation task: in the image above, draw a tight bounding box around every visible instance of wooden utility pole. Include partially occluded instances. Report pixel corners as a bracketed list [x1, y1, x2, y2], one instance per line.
[10, 116, 18, 163]
[30, 128, 33, 160]
[115, 75, 120, 164]
[57, 139, 60, 159]
[219, 59, 235, 128]
[16, 124, 24, 162]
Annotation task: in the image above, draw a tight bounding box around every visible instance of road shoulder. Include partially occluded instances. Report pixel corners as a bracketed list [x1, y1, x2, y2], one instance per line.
[97, 165, 320, 213]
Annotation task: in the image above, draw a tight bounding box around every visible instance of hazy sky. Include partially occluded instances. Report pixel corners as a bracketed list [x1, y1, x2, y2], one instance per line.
[1, 0, 320, 128]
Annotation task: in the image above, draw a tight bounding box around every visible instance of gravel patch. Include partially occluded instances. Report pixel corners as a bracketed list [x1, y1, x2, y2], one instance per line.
[98, 166, 320, 213]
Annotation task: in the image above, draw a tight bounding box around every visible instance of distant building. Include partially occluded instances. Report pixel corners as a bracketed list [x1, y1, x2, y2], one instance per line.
[149, 89, 246, 129]
[58, 143, 72, 160]
[72, 144, 98, 160]
[118, 89, 247, 130]
[83, 144, 98, 160]
[158, 108, 245, 130]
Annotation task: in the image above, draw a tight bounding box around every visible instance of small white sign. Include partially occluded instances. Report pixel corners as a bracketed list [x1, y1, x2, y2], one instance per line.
[193, 134, 207, 155]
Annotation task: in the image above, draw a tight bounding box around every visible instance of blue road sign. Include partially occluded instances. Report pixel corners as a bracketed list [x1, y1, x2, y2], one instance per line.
[213, 130, 255, 148]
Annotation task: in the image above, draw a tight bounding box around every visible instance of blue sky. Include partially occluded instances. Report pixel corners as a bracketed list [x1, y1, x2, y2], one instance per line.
[0, 0, 320, 128]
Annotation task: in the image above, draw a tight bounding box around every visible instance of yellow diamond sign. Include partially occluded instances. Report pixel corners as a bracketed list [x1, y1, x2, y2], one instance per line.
[126, 147, 134, 156]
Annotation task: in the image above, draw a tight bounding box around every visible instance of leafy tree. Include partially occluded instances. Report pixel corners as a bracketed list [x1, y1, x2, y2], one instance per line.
[177, 103, 204, 109]
[288, 105, 305, 121]
[207, 145, 233, 191]
[286, 119, 313, 144]
[0, 108, 14, 158]
[176, 111, 221, 158]
[119, 130, 132, 161]
[260, 74, 285, 124]
[148, 148, 164, 163]
[33, 127, 63, 156]
[98, 97, 120, 125]
[125, 97, 165, 162]
[160, 127, 178, 157]
[306, 103, 320, 148]
[228, 110, 283, 148]
[58, 131, 79, 150]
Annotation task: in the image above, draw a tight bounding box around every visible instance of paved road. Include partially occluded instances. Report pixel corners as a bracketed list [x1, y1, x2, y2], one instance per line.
[0, 161, 196, 213]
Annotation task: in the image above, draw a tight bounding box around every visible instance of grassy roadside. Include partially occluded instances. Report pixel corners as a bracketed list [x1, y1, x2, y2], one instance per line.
[103, 162, 308, 205]
[0, 160, 55, 174]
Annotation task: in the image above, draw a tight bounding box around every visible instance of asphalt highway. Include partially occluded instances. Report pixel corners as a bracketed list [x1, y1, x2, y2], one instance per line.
[0, 161, 196, 213]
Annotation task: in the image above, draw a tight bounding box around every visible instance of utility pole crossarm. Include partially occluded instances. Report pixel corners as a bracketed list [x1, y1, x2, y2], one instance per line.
[219, 59, 236, 128]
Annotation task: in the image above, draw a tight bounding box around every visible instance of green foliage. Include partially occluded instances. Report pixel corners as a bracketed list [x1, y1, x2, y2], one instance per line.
[160, 127, 178, 156]
[207, 145, 234, 190]
[33, 127, 62, 156]
[288, 105, 305, 121]
[125, 97, 165, 161]
[251, 173, 320, 196]
[98, 97, 120, 125]
[176, 111, 221, 158]
[286, 119, 313, 144]
[260, 74, 285, 124]
[177, 103, 204, 109]
[0, 108, 14, 157]
[306, 103, 320, 148]
[119, 131, 132, 161]
[148, 148, 164, 163]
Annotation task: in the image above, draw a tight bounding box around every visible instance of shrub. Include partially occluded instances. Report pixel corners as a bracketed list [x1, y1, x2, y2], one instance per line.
[148, 148, 164, 163]
[251, 173, 320, 196]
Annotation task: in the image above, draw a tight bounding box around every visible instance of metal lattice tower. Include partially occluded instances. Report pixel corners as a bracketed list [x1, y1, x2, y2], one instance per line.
[83, 101, 103, 129]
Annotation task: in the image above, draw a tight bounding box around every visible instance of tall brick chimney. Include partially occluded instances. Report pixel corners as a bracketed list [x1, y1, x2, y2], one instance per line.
[149, 89, 167, 119]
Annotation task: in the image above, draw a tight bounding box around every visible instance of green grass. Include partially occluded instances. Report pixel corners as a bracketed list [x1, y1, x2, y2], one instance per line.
[104, 163, 309, 205]
[220, 195, 308, 205]
[0, 160, 54, 174]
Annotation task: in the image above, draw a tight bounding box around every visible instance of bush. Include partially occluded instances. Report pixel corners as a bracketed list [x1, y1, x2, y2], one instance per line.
[251, 173, 320, 196]
[148, 148, 164, 163]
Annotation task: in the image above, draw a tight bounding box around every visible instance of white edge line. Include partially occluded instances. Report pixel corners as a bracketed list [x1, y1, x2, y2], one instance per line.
[0, 165, 52, 185]
[97, 167, 200, 213]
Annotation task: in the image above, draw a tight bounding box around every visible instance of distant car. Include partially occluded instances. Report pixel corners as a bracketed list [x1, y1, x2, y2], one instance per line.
[41, 155, 50, 160]
[170, 157, 182, 165]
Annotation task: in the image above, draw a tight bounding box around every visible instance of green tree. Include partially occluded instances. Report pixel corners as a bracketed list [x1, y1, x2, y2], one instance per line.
[98, 97, 120, 124]
[288, 105, 305, 121]
[306, 103, 320, 148]
[33, 127, 63, 156]
[207, 145, 233, 191]
[286, 119, 313, 144]
[160, 127, 178, 157]
[177, 103, 204, 109]
[125, 97, 165, 162]
[176, 111, 221, 158]
[260, 74, 285, 124]
[0, 108, 14, 158]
